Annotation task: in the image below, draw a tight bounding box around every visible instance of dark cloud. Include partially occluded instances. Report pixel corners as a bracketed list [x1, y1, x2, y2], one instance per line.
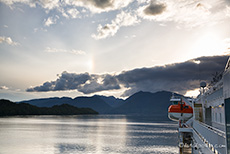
[0, 86, 9, 90]
[27, 81, 55, 92]
[143, 0, 166, 16]
[89, 0, 113, 9]
[27, 72, 91, 92]
[27, 55, 229, 97]
[117, 55, 228, 96]
[27, 72, 120, 94]
[77, 74, 120, 94]
[196, 3, 203, 8]
[225, 0, 230, 5]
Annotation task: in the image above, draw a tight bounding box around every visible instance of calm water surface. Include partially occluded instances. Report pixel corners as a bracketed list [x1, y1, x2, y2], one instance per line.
[0, 115, 178, 154]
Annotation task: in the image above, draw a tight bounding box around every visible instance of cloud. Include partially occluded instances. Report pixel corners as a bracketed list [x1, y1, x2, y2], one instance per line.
[2, 0, 229, 34]
[226, 5, 230, 17]
[0, 0, 36, 7]
[27, 72, 90, 92]
[44, 16, 59, 27]
[224, 38, 230, 53]
[117, 55, 229, 96]
[56, 8, 81, 19]
[0, 0, 134, 28]
[92, 11, 140, 39]
[27, 55, 229, 97]
[1, 0, 133, 13]
[67, 8, 80, 19]
[143, 0, 166, 16]
[92, 24, 119, 40]
[38, 0, 60, 10]
[0, 86, 9, 90]
[0, 36, 19, 46]
[27, 72, 120, 93]
[77, 74, 121, 94]
[138, 0, 230, 28]
[0, 0, 59, 10]
[65, 0, 134, 13]
[45, 47, 86, 55]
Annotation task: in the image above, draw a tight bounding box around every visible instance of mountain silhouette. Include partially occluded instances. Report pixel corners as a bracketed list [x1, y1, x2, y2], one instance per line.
[21, 97, 73, 107]
[73, 96, 112, 113]
[109, 91, 174, 118]
[95, 95, 125, 107]
[19, 91, 178, 117]
[0, 99, 98, 116]
[20, 95, 113, 114]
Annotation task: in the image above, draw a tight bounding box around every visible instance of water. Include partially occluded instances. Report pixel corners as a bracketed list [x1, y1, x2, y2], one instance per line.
[0, 115, 178, 154]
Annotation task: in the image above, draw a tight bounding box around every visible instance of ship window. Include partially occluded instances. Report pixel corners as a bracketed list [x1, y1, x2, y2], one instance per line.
[172, 101, 178, 105]
[219, 113, 222, 123]
[215, 113, 217, 122]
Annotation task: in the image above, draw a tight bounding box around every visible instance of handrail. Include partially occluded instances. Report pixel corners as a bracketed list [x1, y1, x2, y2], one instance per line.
[198, 121, 226, 138]
[193, 120, 226, 154]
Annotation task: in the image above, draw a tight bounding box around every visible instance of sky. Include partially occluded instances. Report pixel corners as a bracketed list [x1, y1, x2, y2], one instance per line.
[0, 0, 230, 101]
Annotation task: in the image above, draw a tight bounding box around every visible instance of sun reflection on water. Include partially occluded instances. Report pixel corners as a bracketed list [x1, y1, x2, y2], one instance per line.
[0, 115, 178, 154]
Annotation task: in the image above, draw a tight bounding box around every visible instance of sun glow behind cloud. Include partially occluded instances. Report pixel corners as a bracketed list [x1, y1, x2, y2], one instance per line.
[184, 88, 200, 98]
[191, 32, 227, 58]
[0, 0, 230, 101]
[86, 55, 95, 73]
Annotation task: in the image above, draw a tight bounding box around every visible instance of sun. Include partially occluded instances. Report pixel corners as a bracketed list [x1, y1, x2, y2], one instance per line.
[190, 32, 226, 57]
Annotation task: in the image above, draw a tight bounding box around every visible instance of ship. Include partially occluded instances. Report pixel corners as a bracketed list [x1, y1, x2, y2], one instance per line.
[168, 57, 230, 154]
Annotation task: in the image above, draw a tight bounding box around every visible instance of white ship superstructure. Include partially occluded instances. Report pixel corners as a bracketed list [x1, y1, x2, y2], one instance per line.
[168, 57, 230, 154]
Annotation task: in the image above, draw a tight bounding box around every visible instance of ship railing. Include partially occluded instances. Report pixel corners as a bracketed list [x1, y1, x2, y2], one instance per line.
[193, 120, 226, 154]
[200, 121, 226, 138]
[170, 96, 181, 100]
[205, 80, 223, 96]
[181, 97, 193, 107]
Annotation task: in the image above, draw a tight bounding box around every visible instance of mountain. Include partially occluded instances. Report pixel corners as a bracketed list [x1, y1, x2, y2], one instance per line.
[95, 95, 125, 107]
[72, 96, 113, 113]
[19, 95, 113, 114]
[0, 99, 98, 116]
[18, 91, 180, 118]
[21, 97, 73, 107]
[110, 91, 175, 119]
